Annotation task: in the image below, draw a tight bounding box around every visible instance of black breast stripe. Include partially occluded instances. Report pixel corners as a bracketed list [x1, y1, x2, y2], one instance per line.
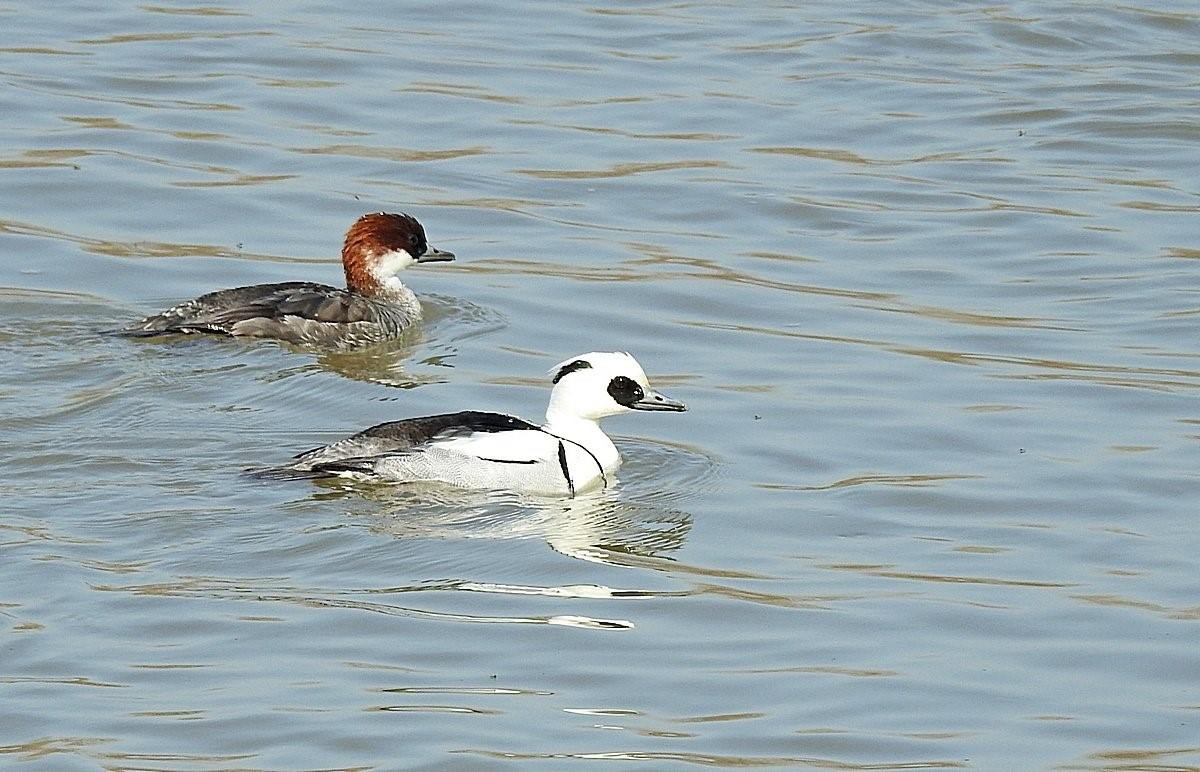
[540, 429, 607, 492]
[556, 441, 575, 497]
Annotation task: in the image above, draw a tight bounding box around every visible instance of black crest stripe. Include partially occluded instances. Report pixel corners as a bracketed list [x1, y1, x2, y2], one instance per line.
[552, 359, 592, 384]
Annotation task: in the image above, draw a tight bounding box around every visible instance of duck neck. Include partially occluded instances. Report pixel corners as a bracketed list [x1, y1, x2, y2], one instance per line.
[351, 274, 420, 317]
[542, 412, 619, 472]
[371, 275, 417, 305]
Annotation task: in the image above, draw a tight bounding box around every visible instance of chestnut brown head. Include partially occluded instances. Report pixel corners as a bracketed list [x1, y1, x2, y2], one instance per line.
[341, 212, 454, 293]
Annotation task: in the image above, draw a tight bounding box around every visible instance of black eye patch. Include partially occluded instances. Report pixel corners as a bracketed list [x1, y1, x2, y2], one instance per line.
[553, 359, 592, 384]
[607, 375, 644, 407]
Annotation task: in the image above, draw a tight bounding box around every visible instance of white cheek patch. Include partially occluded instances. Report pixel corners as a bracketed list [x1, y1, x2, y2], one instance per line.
[371, 248, 416, 278]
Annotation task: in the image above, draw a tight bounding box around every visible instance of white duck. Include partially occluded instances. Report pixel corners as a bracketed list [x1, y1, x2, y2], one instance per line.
[285, 352, 686, 496]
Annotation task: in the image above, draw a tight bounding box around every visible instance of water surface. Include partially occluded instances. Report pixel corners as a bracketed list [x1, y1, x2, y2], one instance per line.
[2, 2, 1198, 769]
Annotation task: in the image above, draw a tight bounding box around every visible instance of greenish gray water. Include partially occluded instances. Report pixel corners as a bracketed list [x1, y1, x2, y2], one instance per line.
[2, 2, 1198, 769]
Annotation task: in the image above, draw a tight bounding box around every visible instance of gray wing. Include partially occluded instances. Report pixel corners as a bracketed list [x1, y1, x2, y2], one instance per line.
[123, 282, 389, 338]
[289, 411, 540, 472]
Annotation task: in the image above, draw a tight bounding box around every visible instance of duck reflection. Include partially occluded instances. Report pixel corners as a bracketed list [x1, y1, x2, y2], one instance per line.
[306, 439, 715, 567]
[318, 482, 692, 567]
[278, 294, 503, 388]
[312, 331, 436, 388]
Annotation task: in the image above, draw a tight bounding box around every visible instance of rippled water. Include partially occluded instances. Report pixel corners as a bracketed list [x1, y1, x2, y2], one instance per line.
[3, 2, 1199, 769]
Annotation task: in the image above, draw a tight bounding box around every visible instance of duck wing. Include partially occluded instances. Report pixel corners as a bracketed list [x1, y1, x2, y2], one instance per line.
[290, 412, 588, 495]
[310, 429, 566, 493]
[124, 282, 396, 339]
[292, 411, 541, 471]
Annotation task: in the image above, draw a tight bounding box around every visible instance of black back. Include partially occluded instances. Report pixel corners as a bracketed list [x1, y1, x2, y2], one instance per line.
[353, 411, 539, 448]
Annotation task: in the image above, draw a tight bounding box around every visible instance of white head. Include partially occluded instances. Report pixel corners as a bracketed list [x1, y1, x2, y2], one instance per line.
[544, 351, 686, 425]
[341, 212, 455, 295]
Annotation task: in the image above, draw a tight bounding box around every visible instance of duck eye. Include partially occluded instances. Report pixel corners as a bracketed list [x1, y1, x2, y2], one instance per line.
[607, 375, 644, 407]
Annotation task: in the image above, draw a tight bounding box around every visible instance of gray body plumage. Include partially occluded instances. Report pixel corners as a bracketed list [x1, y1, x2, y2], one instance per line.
[121, 212, 452, 349]
[122, 281, 421, 349]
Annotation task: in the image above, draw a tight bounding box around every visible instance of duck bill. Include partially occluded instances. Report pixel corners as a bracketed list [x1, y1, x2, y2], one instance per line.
[416, 246, 455, 263]
[630, 388, 687, 412]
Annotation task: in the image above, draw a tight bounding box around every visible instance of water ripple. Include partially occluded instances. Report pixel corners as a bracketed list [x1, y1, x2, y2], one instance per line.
[458, 748, 968, 768]
[3, 1, 1199, 767]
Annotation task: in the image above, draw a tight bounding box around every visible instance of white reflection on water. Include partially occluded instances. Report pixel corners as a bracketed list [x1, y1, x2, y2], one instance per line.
[306, 437, 717, 568]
